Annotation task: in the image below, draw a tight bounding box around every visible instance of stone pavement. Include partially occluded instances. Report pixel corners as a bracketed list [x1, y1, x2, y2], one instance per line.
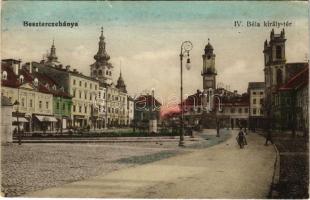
[26, 130, 276, 198]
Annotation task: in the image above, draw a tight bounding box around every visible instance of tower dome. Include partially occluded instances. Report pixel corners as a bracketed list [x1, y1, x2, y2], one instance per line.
[204, 38, 214, 54]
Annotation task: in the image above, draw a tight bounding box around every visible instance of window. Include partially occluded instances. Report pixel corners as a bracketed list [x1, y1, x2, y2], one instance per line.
[108, 107, 111, 113]
[21, 98, 25, 107]
[260, 109, 264, 115]
[276, 46, 282, 59]
[39, 101, 42, 109]
[52, 85, 57, 90]
[2, 71, 7, 80]
[260, 98, 263, 105]
[253, 98, 256, 104]
[99, 92, 101, 99]
[73, 105, 76, 112]
[230, 108, 235, 113]
[244, 108, 248, 113]
[95, 85, 97, 90]
[79, 91, 82, 98]
[73, 89, 76, 97]
[79, 106, 82, 112]
[252, 92, 256, 95]
[73, 79, 76, 85]
[29, 99, 33, 108]
[63, 104, 65, 110]
[79, 81, 82, 86]
[103, 92, 106, 99]
[90, 94, 92, 101]
[85, 106, 87, 113]
[238, 108, 242, 113]
[85, 82, 87, 88]
[46, 102, 49, 109]
[260, 91, 264, 95]
[253, 108, 257, 115]
[90, 83, 92, 89]
[85, 92, 87, 99]
[106, 70, 109, 75]
[99, 70, 102, 75]
[56, 102, 59, 109]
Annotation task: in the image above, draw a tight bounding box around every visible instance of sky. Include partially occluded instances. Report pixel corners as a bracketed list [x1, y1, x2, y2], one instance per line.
[1, 1, 309, 105]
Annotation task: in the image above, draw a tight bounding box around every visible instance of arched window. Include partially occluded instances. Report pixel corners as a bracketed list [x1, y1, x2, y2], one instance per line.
[2, 71, 7, 80]
[93, 70, 97, 76]
[19, 75, 24, 83]
[276, 68, 283, 85]
[52, 85, 57, 90]
[98, 70, 102, 75]
[276, 46, 282, 59]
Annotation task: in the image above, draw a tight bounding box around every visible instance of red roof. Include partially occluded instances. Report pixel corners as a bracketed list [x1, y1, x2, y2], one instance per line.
[278, 66, 309, 91]
[1, 62, 71, 98]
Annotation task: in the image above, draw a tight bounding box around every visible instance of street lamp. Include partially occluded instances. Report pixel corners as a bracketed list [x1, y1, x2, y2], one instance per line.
[179, 41, 193, 147]
[13, 100, 21, 145]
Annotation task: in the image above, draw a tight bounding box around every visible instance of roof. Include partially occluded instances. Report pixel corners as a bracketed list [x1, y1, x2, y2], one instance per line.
[285, 62, 308, 80]
[135, 95, 162, 108]
[279, 66, 308, 91]
[33, 61, 99, 83]
[248, 82, 265, 89]
[1, 62, 72, 98]
[1, 96, 13, 106]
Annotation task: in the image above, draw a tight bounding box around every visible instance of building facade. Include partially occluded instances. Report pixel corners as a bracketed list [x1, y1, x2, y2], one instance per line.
[263, 29, 307, 126]
[35, 42, 99, 129]
[90, 27, 131, 128]
[1, 59, 59, 132]
[248, 82, 265, 130]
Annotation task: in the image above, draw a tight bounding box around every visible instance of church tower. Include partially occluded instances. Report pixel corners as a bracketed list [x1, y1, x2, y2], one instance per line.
[90, 27, 113, 84]
[46, 40, 61, 66]
[201, 39, 217, 91]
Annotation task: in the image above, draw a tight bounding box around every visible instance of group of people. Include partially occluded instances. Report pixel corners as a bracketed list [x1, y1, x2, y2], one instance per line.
[236, 127, 273, 149]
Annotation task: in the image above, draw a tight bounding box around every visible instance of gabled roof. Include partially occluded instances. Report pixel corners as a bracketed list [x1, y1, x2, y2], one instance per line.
[279, 66, 308, 91]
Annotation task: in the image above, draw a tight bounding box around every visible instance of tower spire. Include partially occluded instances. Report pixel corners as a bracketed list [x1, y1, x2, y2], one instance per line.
[47, 39, 58, 62]
[94, 26, 110, 62]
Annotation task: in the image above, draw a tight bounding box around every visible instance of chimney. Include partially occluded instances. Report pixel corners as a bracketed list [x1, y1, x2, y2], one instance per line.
[234, 90, 237, 95]
[13, 63, 19, 75]
[29, 62, 32, 74]
[65, 65, 70, 71]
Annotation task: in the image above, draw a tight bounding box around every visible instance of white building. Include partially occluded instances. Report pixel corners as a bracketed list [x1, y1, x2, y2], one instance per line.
[248, 82, 265, 130]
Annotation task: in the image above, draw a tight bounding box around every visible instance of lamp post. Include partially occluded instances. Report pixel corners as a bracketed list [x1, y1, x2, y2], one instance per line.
[13, 100, 21, 145]
[179, 41, 193, 147]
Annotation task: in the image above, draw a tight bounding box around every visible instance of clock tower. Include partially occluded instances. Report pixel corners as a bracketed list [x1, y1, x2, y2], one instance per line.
[201, 39, 217, 91]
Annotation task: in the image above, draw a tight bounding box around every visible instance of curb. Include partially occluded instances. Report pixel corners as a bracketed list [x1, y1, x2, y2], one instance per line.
[269, 143, 280, 198]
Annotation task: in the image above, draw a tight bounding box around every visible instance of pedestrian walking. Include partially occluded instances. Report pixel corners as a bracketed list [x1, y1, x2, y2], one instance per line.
[265, 130, 273, 145]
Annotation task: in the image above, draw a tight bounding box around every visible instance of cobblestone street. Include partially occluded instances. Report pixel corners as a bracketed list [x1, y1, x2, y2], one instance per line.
[1, 129, 229, 197]
[25, 130, 276, 198]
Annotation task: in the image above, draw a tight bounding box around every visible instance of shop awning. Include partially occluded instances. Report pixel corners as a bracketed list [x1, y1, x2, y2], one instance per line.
[35, 115, 58, 122]
[12, 117, 29, 122]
